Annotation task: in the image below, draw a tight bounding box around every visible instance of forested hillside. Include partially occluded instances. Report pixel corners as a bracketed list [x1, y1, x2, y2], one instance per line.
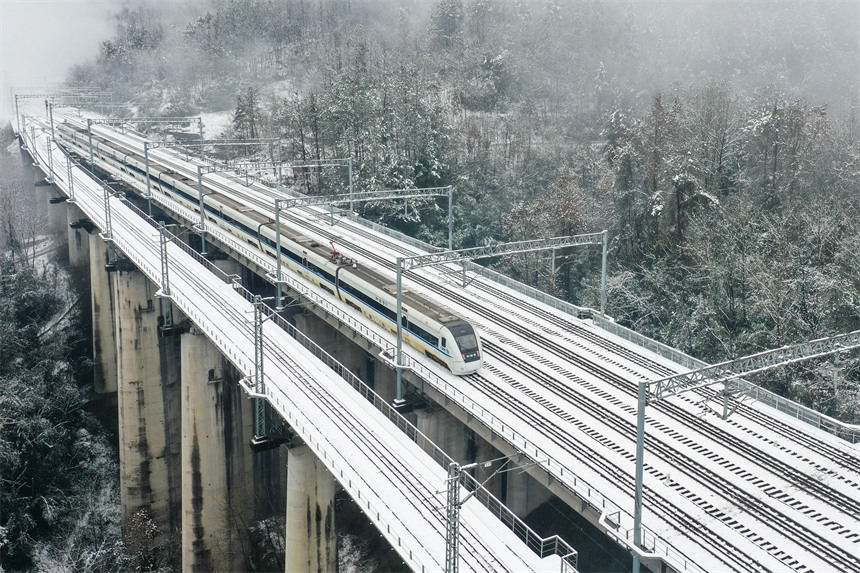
[0, 149, 118, 571]
[68, 0, 860, 420]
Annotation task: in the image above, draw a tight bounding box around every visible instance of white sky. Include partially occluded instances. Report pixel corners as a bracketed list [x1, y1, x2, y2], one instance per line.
[0, 0, 114, 117]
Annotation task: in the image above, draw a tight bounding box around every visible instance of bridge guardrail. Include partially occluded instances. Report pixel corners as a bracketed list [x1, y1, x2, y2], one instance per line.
[334, 221, 705, 569]
[200, 253, 581, 572]
[42, 126, 698, 571]
[34, 128, 504, 573]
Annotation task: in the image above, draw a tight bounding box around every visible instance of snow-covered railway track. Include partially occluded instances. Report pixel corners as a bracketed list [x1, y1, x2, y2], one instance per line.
[465, 365, 763, 572]
[481, 341, 860, 572]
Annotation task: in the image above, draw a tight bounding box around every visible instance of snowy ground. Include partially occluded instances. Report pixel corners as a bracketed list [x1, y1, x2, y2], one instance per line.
[198, 110, 233, 139]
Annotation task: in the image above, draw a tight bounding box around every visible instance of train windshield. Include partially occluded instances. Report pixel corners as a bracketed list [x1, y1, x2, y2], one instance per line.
[457, 332, 478, 351]
[447, 321, 479, 352]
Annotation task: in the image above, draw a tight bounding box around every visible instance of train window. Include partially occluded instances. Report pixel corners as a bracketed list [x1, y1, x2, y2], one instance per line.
[456, 333, 478, 351]
[441, 338, 447, 348]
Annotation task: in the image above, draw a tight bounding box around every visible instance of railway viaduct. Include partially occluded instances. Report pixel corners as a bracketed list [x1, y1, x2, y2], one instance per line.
[16, 106, 860, 573]
[21, 115, 579, 573]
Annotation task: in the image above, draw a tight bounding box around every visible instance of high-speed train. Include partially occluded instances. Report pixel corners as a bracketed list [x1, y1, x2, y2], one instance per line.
[56, 120, 483, 375]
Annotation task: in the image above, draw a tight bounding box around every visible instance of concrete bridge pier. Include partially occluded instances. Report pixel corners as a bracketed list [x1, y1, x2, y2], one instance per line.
[212, 256, 242, 278]
[66, 203, 90, 270]
[470, 432, 507, 499]
[90, 234, 117, 394]
[415, 405, 470, 463]
[113, 266, 181, 540]
[290, 310, 398, 404]
[285, 441, 336, 573]
[372, 359, 398, 404]
[45, 190, 66, 238]
[294, 311, 368, 380]
[180, 326, 254, 572]
[505, 462, 553, 518]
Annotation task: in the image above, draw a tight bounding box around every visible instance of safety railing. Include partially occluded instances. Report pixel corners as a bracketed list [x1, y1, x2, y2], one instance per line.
[376, 334, 705, 571]
[30, 124, 690, 571]
[29, 126, 442, 571]
[457, 471, 578, 571]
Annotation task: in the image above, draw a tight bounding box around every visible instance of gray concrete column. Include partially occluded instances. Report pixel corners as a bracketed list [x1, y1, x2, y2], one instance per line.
[372, 361, 398, 404]
[45, 192, 66, 237]
[471, 435, 505, 500]
[66, 203, 90, 270]
[294, 311, 369, 385]
[415, 406, 468, 463]
[506, 464, 553, 518]
[181, 327, 254, 572]
[213, 257, 242, 277]
[285, 443, 336, 573]
[114, 268, 174, 534]
[90, 234, 116, 394]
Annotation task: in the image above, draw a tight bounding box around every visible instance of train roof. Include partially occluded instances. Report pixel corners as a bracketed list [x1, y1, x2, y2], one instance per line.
[289, 231, 459, 324]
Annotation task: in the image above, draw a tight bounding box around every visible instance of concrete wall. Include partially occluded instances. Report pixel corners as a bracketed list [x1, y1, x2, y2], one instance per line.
[415, 405, 469, 463]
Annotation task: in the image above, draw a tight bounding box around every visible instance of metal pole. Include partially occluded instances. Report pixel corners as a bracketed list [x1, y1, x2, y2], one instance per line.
[448, 186, 454, 251]
[46, 136, 54, 183]
[198, 117, 204, 140]
[102, 185, 113, 240]
[633, 381, 646, 573]
[144, 142, 152, 215]
[15, 94, 20, 137]
[277, 139, 282, 192]
[348, 156, 354, 213]
[30, 126, 38, 167]
[253, 295, 266, 440]
[197, 166, 207, 256]
[159, 222, 170, 297]
[395, 258, 405, 406]
[66, 155, 74, 201]
[87, 119, 94, 165]
[445, 462, 461, 573]
[600, 229, 608, 315]
[48, 101, 54, 140]
[274, 199, 283, 310]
